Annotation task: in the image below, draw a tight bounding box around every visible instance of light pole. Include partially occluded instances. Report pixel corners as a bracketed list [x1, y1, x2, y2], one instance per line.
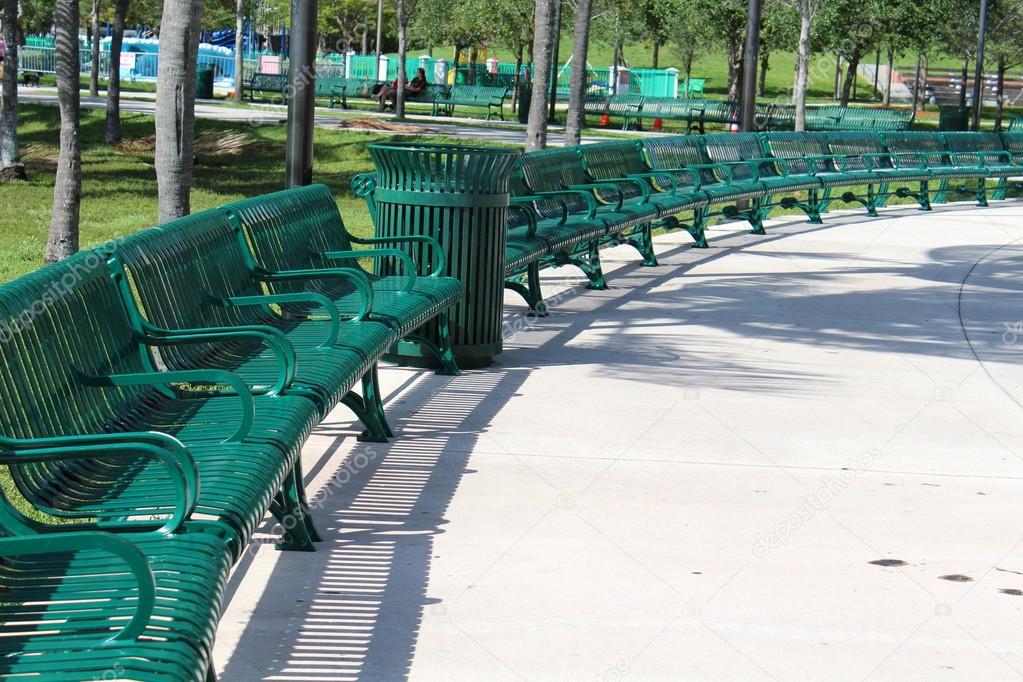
[971, 0, 990, 130]
[740, 0, 763, 131]
[286, 0, 318, 188]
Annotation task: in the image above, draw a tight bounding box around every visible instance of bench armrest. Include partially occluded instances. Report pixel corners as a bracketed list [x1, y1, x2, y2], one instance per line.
[686, 162, 736, 183]
[349, 234, 447, 276]
[639, 165, 703, 188]
[531, 189, 600, 219]
[218, 293, 342, 349]
[508, 198, 542, 234]
[802, 154, 849, 172]
[78, 369, 254, 444]
[320, 248, 417, 293]
[567, 182, 625, 209]
[256, 267, 375, 322]
[588, 176, 651, 202]
[0, 432, 198, 534]
[139, 325, 297, 396]
[0, 531, 157, 645]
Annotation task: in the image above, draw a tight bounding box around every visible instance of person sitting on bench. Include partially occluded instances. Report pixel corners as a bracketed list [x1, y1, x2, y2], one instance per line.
[377, 68, 428, 111]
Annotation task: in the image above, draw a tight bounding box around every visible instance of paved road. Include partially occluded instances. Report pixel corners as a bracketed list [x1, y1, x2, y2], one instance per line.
[214, 201, 1023, 680]
[17, 87, 636, 146]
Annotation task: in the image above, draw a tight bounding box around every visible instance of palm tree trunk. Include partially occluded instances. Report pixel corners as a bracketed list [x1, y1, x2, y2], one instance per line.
[89, 0, 101, 97]
[652, 41, 659, 70]
[233, 0, 244, 103]
[792, 3, 811, 131]
[0, 0, 25, 179]
[155, 0, 205, 223]
[106, 0, 129, 144]
[525, 0, 556, 152]
[959, 52, 969, 108]
[564, 0, 593, 145]
[394, 0, 408, 119]
[46, 0, 81, 263]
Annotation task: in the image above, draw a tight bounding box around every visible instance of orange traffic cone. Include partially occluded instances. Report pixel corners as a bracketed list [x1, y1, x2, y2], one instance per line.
[653, 118, 663, 131]
[599, 114, 610, 127]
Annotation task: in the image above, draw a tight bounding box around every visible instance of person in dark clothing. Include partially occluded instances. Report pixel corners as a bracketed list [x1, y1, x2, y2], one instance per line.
[377, 68, 428, 111]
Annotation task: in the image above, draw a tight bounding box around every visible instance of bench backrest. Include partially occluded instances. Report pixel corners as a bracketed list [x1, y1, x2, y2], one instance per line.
[942, 132, 1006, 166]
[515, 149, 601, 218]
[823, 132, 889, 171]
[883, 132, 952, 167]
[222, 184, 358, 277]
[704, 133, 768, 181]
[249, 72, 288, 92]
[579, 140, 649, 201]
[999, 131, 1023, 161]
[445, 85, 509, 102]
[761, 131, 834, 174]
[111, 211, 266, 370]
[641, 135, 713, 187]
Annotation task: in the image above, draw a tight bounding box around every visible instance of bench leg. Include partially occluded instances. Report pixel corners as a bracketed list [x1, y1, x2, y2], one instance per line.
[207, 661, 218, 682]
[506, 263, 549, 316]
[993, 177, 1008, 201]
[976, 178, 989, 206]
[556, 242, 608, 290]
[341, 375, 392, 444]
[749, 196, 769, 234]
[291, 457, 324, 542]
[623, 222, 658, 267]
[875, 181, 891, 209]
[270, 467, 317, 552]
[933, 178, 950, 204]
[407, 310, 462, 375]
[687, 208, 709, 247]
[839, 185, 881, 217]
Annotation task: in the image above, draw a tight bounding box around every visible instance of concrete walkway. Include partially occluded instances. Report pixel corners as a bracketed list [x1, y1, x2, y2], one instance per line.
[213, 201, 1023, 681]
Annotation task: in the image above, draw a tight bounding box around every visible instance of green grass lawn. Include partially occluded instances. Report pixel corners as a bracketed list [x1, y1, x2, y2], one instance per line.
[0, 104, 480, 282]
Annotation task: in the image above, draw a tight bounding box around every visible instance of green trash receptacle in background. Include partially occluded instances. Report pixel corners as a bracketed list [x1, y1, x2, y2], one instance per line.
[517, 83, 532, 124]
[366, 143, 518, 369]
[938, 105, 970, 131]
[196, 67, 215, 99]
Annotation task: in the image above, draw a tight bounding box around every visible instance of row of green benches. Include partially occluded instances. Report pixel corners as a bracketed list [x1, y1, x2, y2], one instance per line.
[247, 71, 511, 120]
[0, 187, 463, 679]
[584, 94, 914, 133]
[357, 131, 1023, 316]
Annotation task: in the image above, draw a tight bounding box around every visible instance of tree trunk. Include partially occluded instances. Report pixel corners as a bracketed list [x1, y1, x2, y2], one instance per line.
[46, 0, 81, 263]
[882, 44, 893, 107]
[468, 45, 478, 85]
[511, 45, 523, 112]
[652, 41, 659, 70]
[89, 0, 101, 97]
[758, 51, 769, 97]
[233, 0, 244, 103]
[792, 4, 811, 131]
[361, 27, 368, 55]
[833, 54, 841, 99]
[155, 0, 204, 223]
[911, 51, 922, 112]
[0, 0, 24, 179]
[995, 55, 1006, 131]
[525, 0, 556, 152]
[564, 0, 592, 145]
[394, 0, 407, 119]
[959, 52, 969, 108]
[840, 54, 859, 106]
[106, 0, 129, 144]
[726, 41, 742, 102]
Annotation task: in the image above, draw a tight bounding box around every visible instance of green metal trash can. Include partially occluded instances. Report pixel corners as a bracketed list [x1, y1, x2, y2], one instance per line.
[195, 67, 215, 99]
[517, 83, 532, 124]
[939, 105, 970, 131]
[367, 143, 518, 369]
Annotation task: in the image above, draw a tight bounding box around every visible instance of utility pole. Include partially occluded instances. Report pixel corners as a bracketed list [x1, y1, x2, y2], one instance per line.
[286, 0, 318, 188]
[375, 0, 384, 55]
[740, 0, 762, 131]
[971, 0, 990, 130]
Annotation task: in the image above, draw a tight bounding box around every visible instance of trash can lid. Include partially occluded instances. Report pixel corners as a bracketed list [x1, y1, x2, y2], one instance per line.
[368, 143, 518, 198]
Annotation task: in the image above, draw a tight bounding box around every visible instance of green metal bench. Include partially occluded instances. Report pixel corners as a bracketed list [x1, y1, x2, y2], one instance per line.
[433, 85, 510, 120]
[222, 184, 464, 375]
[110, 207, 404, 444]
[247, 72, 289, 103]
[0, 248, 329, 678]
[584, 93, 645, 130]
